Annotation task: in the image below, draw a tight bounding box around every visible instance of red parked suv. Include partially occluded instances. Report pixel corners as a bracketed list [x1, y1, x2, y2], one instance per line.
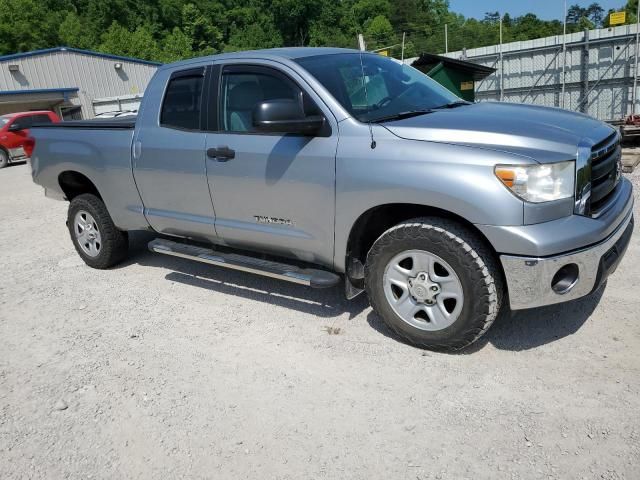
[0, 111, 60, 168]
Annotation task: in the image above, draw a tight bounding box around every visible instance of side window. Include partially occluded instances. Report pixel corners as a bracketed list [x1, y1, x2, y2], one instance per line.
[160, 72, 204, 130]
[220, 69, 301, 133]
[16, 116, 33, 128]
[31, 114, 53, 125]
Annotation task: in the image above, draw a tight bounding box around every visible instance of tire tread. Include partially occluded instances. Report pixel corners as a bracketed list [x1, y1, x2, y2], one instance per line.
[67, 194, 128, 269]
[365, 217, 503, 352]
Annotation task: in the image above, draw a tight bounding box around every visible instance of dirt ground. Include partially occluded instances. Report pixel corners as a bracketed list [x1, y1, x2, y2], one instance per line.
[1, 161, 639, 480]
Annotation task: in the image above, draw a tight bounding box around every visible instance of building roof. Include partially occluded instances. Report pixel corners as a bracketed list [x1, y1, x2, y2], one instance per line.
[0, 47, 161, 67]
[0, 87, 79, 96]
[411, 53, 496, 80]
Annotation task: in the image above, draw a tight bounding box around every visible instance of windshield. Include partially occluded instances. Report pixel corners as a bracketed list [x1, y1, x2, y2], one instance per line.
[0, 116, 9, 127]
[296, 53, 461, 123]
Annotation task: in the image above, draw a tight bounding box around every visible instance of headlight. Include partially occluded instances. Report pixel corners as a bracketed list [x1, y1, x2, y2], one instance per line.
[494, 160, 575, 203]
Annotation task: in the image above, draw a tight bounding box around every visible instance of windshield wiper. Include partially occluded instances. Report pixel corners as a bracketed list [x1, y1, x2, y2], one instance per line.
[371, 109, 434, 123]
[432, 101, 471, 110]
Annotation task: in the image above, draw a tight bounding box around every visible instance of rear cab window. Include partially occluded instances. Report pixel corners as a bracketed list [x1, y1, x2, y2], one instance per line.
[160, 67, 205, 131]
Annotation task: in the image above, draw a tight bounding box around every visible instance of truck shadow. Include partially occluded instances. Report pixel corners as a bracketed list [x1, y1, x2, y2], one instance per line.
[123, 231, 369, 320]
[125, 232, 605, 351]
[366, 285, 606, 352]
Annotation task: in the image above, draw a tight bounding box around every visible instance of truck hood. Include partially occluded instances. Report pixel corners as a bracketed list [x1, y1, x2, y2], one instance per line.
[381, 102, 615, 164]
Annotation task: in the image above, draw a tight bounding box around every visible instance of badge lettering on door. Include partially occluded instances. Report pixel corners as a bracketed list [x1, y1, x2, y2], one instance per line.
[254, 215, 293, 226]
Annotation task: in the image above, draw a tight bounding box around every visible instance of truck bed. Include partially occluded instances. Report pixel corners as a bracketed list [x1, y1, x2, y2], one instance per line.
[30, 119, 143, 230]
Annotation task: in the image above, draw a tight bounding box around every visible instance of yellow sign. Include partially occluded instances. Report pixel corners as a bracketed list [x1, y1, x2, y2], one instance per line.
[460, 81, 474, 91]
[377, 49, 389, 57]
[609, 11, 626, 25]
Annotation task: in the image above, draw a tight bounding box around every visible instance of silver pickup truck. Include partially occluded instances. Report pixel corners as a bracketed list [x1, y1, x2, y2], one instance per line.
[29, 47, 634, 351]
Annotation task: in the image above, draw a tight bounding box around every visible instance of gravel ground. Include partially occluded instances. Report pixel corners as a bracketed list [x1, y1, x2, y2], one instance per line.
[1, 162, 639, 480]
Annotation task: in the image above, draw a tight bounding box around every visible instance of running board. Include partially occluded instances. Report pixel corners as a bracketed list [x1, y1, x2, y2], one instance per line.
[148, 239, 340, 288]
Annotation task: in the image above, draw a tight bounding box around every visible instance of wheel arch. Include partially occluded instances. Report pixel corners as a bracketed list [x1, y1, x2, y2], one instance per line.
[344, 203, 504, 283]
[58, 171, 103, 201]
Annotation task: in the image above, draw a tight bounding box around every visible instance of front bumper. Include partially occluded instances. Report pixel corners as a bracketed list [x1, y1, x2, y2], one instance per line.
[501, 208, 634, 310]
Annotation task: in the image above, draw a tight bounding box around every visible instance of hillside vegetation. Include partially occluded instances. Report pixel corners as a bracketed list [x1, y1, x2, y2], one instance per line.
[0, 0, 631, 62]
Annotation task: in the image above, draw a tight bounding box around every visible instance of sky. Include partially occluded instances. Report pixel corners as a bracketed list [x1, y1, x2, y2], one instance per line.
[448, 0, 626, 21]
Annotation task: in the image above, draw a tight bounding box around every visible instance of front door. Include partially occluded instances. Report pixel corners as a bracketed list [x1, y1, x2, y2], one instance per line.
[132, 66, 217, 242]
[205, 62, 338, 267]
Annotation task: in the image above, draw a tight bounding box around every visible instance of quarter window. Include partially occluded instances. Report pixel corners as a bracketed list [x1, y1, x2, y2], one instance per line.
[161, 74, 203, 130]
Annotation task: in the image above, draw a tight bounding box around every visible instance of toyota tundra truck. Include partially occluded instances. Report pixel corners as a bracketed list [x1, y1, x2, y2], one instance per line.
[28, 48, 634, 351]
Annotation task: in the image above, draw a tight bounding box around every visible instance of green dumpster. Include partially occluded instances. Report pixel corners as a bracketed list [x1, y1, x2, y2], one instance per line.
[411, 53, 496, 102]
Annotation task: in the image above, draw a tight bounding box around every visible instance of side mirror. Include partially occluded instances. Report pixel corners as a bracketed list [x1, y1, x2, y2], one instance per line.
[8, 122, 25, 132]
[253, 99, 324, 135]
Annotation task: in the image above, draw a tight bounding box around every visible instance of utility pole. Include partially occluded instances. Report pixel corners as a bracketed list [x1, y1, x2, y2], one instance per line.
[499, 15, 504, 101]
[401, 31, 406, 61]
[580, 28, 590, 114]
[358, 33, 366, 51]
[445, 24, 448, 53]
[561, 0, 567, 108]
[633, 0, 640, 115]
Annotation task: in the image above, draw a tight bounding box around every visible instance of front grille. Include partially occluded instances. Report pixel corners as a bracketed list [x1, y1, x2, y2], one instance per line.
[589, 131, 621, 216]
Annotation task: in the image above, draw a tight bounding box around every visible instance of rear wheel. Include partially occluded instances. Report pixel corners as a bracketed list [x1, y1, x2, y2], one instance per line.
[0, 149, 8, 169]
[365, 217, 503, 352]
[67, 194, 128, 269]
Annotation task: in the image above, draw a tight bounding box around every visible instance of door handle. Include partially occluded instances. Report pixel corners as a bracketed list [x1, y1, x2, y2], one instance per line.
[207, 146, 235, 162]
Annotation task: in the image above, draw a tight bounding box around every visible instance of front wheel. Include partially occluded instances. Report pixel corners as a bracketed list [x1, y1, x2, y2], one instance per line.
[365, 217, 503, 352]
[67, 194, 128, 269]
[0, 149, 8, 169]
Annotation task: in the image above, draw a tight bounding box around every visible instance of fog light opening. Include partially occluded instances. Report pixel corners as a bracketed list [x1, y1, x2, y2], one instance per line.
[551, 263, 579, 294]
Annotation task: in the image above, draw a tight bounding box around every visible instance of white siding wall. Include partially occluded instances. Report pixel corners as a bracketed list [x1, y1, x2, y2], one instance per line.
[0, 49, 158, 118]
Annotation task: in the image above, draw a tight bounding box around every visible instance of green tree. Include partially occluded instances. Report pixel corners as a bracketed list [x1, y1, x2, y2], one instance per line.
[58, 11, 96, 49]
[181, 3, 222, 54]
[224, 20, 283, 52]
[352, 0, 391, 28]
[0, 0, 65, 53]
[0, 0, 616, 62]
[98, 22, 160, 61]
[271, 0, 337, 46]
[365, 15, 394, 48]
[586, 3, 605, 26]
[160, 27, 194, 63]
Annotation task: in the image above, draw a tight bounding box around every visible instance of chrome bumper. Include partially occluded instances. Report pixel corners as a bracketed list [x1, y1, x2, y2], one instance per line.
[8, 146, 27, 160]
[501, 209, 634, 310]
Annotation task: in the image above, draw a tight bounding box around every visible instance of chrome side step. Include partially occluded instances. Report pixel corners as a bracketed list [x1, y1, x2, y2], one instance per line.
[148, 238, 340, 288]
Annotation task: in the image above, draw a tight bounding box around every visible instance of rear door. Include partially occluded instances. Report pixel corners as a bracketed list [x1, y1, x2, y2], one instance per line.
[204, 61, 338, 267]
[132, 66, 217, 241]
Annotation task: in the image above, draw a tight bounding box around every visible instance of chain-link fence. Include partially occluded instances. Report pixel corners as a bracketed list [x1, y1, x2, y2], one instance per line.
[362, 22, 639, 122]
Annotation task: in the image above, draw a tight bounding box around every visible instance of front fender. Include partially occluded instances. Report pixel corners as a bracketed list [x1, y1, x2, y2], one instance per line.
[334, 121, 528, 271]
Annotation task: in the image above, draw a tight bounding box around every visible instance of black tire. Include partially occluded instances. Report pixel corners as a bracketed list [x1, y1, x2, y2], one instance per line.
[67, 194, 128, 269]
[365, 217, 503, 352]
[0, 149, 8, 169]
